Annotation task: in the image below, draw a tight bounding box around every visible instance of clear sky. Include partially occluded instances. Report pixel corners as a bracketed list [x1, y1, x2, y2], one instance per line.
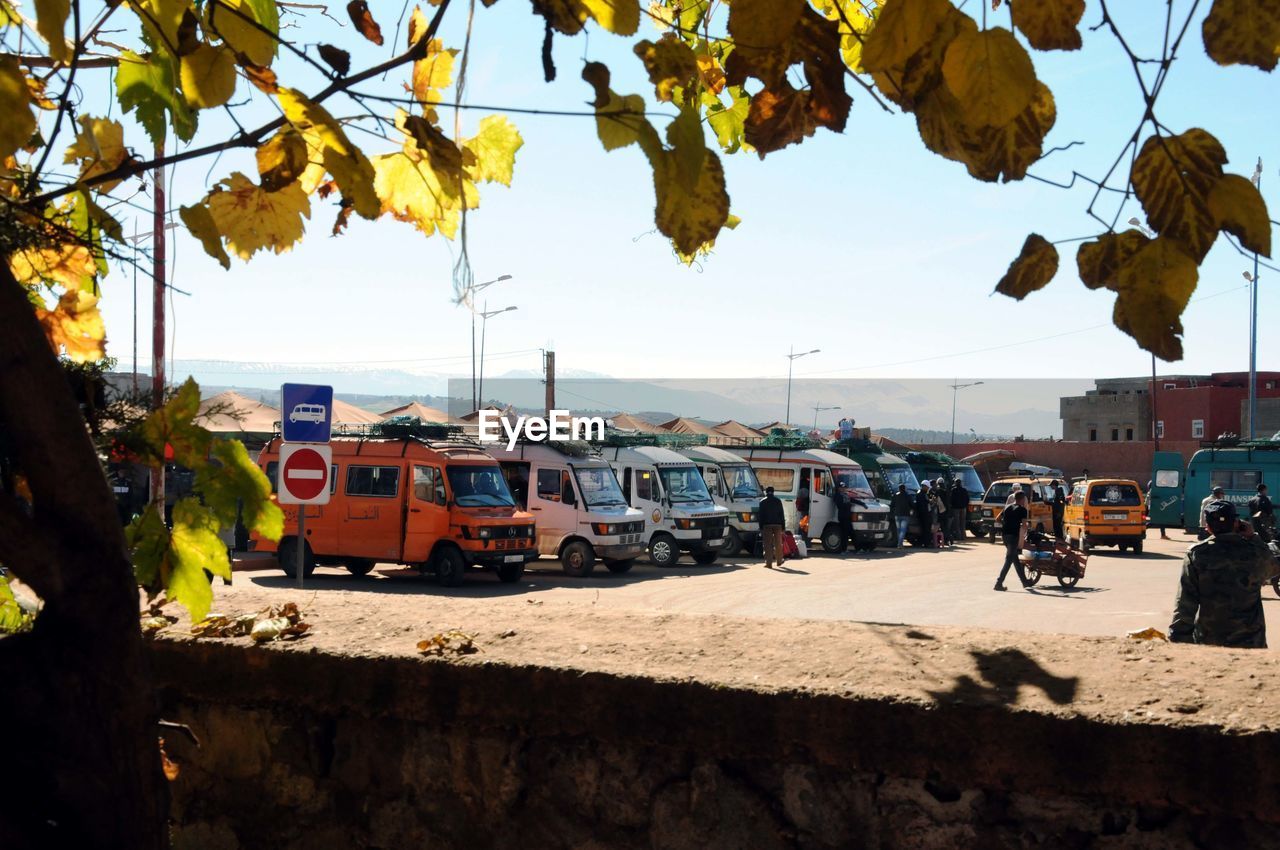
[91, 1, 1277, 387]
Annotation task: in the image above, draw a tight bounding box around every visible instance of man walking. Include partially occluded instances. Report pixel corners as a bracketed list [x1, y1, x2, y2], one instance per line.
[890, 483, 912, 547]
[1049, 479, 1067, 540]
[949, 478, 968, 542]
[1248, 483, 1274, 541]
[1170, 500, 1279, 647]
[995, 490, 1031, 591]
[759, 486, 786, 568]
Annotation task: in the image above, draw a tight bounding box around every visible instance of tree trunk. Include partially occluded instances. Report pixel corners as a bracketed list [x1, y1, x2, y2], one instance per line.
[0, 264, 168, 848]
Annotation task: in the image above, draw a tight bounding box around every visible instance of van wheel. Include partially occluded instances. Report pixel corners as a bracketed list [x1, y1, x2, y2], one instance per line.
[723, 527, 743, 556]
[560, 541, 596, 577]
[495, 561, 524, 583]
[345, 559, 374, 577]
[821, 524, 844, 553]
[434, 548, 466, 587]
[605, 558, 635, 574]
[1133, 541, 1143, 555]
[648, 533, 679, 567]
[1272, 577, 1279, 598]
[278, 538, 316, 579]
[692, 551, 719, 565]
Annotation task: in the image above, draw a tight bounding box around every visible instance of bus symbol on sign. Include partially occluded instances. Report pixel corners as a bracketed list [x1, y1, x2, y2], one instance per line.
[278, 444, 332, 505]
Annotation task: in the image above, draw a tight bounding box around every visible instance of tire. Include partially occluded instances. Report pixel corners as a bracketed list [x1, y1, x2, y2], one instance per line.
[560, 541, 596, 577]
[989, 529, 998, 543]
[648, 533, 679, 567]
[1133, 541, 1143, 555]
[1057, 572, 1080, 588]
[821, 524, 844, 553]
[692, 550, 719, 565]
[495, 561, 524, 583]
[1035, 522, 1045, 534]
[864, 541, 878, 552]
[345, 559, 374, 577]
[1272, 576, 1279, 598]
[605, 558, 635, 574]
[1117, 543, 1128, 553]
[1024, 566, 1042, 586]
[723, 527, 743, 556]
[278, 538, 316, 579]
[434, 547, 466, 587]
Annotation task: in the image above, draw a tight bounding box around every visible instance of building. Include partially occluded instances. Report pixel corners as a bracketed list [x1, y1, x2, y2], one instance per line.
[1060, 372, 1280, 442]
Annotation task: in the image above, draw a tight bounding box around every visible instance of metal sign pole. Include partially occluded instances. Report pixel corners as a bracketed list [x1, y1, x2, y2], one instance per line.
[296, 510, 305, 590]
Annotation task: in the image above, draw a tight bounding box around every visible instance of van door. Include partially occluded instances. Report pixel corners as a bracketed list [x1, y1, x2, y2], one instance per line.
[404, 464, 448, 564]
[1149, 451, 1184, 528]
[530, 466, 575, 553]
[633, 467, 661, 522]
[339, 463, 404, 561]
[809, 467, 834, 531]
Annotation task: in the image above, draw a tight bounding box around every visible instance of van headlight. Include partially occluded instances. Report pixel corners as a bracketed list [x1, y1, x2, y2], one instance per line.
[674, 518, 694, 529]
[592, 522, 621, 535]
[738, 512, 756, 523]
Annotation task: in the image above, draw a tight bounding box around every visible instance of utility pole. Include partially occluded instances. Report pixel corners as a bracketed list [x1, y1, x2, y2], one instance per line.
[1247, 158, 1262, 440]
[1151, 354, 1160, 450]
[543, 350, 555, 417]
[150, 146, 166, 509]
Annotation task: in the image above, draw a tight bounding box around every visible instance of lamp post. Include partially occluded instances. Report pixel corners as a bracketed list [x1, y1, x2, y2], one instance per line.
[812, 404, 840, 434]
[465, 274, 512, 412]
[477, 303, 517, 410]
[950, 380, 984, 451]
[785, 346, 820, 429]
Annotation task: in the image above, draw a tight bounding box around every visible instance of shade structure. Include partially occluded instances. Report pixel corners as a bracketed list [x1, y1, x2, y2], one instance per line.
[331, 399, 382, 427]
[607, 413, 665, 433]
[658, 416, 719, 437]
[379, 401, 451, 423]
[197, 391, 280, 435]
[711, 420, 765, 445]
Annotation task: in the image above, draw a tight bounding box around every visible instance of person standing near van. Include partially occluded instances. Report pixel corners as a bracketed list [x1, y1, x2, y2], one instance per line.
[890, 484, 913, 547]
[759, 486, 786, 568]
[914, 481, 934, 548]
[1199, 486, 1225, 539]
[1248, 483, 1274, 541]
[1169, 500, 1279, 648]
[1049, 479, 1066, 540]
[995, 491, 1030, 591]
[949, 479, 969, 542]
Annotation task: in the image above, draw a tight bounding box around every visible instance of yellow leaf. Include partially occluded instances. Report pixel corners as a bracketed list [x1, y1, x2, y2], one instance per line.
[255, 128, 308, 191]
[0, 56, 36, 159]
[179, 202, 231, 269]
[180, 43, 237, 108]
[583, 62, 663, 155]
[816, 0, 878, 73]
[1076, 230, 1149, 290]
[1130, 128, 1227, 263]
[462, 115, 523, 186]
[1208, 173, 1272, 257]
[126, 0, 191, 58]
[942, 27, 1037, 128]
[411, 39, 456, 103]
[407, 5, 429, 47]
[582, 0, 639, 35]
[695, 50, 727, 94]
[277, 87, 379, 219]
[205, 171, 309, 259]
[1202, 0, 1280, 71]
[1112, 238, 1198, 361]
[63, 117, 129, 192]
[8, 241, 96, 290]
[917, 80, 1056, 182]
[35, 289, 106, 362]
[1011, 0, 1084, 51]
[372, 147, 476, 239]
[634, 35, 699, 102]
[654, 147, 731, 259]
[862, 0, 975, 109]
[206, 0, 276, 67]
[35, 0, 70, 63]
[995, 233, 1059, 299]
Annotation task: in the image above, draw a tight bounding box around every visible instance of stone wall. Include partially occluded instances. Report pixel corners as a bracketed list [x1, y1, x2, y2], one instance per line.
[151, 636, 1280, 850]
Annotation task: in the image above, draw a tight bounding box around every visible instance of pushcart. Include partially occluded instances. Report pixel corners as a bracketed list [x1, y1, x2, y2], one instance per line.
[1019, 540, 1088, 588]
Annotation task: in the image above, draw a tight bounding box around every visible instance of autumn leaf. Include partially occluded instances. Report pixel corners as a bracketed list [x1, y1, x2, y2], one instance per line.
[35, 290, 106, 362]
[372, 147, 476, 238]
[205, 171, 310, 259]
[861, 0, 975, 110]
[942, 27, 1037, 128]
[725, 0, 805, 87]
[1111, 237, 1199, 360]
[634, 35, 699, 102]
[206, 0, 278, 67]
[705, 85, 750, 154]
[1202, 0, 1280, 71]
[255, 128, 308, 191]
[35, 0, 71, 63]
[1076, 230, 1149, 290]
[461, 115, 524, 186]
[402, 114, 464, 191]
[180, 43, 238, 108]
[0, 56, 37, 159]
[1011, 0, 1084, 51]
[8, 240, 97, 291]
[583, 61, 663, 156]
[317, 44, 350, 76]
[277, 87, 380, 219]
[745, 81, 819, 155]
[995, 233, 1059, 299]
[126, 0, 190, 58]
[179, 202, 231, 269]
[917, 80, 1056, 182]
[347, 0, 384, 45]
[63, 116, 130, 192]
[533, 0, 639, 36]
[1130, 128, 1227, 263]
[654, 146, 731, 259]
[116, 50, 198, 145]
[1208, 173, 1272, 257]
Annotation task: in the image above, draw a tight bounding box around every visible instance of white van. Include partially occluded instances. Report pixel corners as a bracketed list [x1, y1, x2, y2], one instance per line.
[729, 447, 892, 551]
[486, 442, 647, 576]
[675, 445, 762, 556]
[289, 403, 327, 423]
[597, 444, 731, 567]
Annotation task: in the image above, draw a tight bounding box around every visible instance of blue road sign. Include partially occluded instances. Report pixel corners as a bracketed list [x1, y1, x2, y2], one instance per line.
[280, 383, 333, 443]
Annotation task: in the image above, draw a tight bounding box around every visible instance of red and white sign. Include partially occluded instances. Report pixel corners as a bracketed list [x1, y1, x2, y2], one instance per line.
[278, 444, 332, 505]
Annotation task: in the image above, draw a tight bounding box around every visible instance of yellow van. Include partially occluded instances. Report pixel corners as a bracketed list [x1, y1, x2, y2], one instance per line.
[1064, 479, 1147, 554]
[976, 475, 1056, 540]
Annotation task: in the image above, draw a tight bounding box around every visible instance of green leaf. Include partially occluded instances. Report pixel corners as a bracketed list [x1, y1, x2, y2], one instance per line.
[666, 101, 707, 190]
[706, 85, 750, 154]
[117, 49, 198, 145]
[167, 498, 232, 621]
[202, 439, 283, 539]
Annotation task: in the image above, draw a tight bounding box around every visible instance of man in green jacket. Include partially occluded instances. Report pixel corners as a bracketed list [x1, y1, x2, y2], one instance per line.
[1169, 500, 1279, 648]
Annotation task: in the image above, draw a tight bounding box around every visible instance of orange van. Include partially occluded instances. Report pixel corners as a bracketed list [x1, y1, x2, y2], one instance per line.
[1064, 478, 1147, 554]
[976, 475, 1057, 540]
[251, 434, 536, 585]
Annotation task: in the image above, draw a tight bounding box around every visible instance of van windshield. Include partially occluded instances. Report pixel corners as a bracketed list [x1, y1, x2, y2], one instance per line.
[722, 464, 762, 500]
[985, 482, 1015, 504]
[446, 466, 516, 507]
[573, 466, 628, 508]
[954, 465, 984, 496]
[881, 464, 919, 494]
[658, 466, 712, 503]
[832, 467, 874, 498]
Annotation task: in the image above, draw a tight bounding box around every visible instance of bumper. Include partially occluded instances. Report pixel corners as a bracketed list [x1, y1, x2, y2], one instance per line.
[595, 542, 646, 559]
[1085, 530, 1146, 546]
[466, 548, 537, 567]
[679, 536, 725, 554]
[852, 523, 892, 544]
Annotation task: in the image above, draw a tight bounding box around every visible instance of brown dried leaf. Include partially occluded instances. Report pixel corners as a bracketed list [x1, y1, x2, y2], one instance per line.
[1130, 129, 1227, 263]
[1208, 172, 1272, 257]
[346, 0, 384, 46]
[995, 233, 1059, 300]
[317, 43, 351, 76]
[159, 737, 181, 781]
[1076, 230, 1149, 290]
[417, 628, 480, 656]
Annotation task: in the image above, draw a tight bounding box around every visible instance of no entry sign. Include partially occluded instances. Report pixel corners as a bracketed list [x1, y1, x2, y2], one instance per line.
[277, 443, 332, 505]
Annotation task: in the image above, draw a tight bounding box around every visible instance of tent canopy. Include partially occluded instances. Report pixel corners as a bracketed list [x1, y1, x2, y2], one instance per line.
[197, 391, 279, 434]
[331, 399, 382, 427]
[659, 416, 718, 436]
[608, 413, 665, 433]
[380, 401, 451, 423]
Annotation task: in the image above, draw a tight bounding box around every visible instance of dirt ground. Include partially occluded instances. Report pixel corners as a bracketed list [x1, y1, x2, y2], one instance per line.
[143, 531, 1280, 734]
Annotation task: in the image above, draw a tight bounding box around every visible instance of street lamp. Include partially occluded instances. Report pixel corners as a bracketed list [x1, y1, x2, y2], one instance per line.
[812, 404, 840, 434]
[477, 303, 517, 410]
[463, 274, 512, 411]
[950, 380, 984, 451]
[785, 346, 820, 429]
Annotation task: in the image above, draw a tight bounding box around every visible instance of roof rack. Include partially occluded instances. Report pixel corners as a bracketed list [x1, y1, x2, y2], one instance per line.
[755, 428, 821, 449]
[597, 429, 709, 448]
[828, 437, 883, 454]
[902, 450, 960, 465]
